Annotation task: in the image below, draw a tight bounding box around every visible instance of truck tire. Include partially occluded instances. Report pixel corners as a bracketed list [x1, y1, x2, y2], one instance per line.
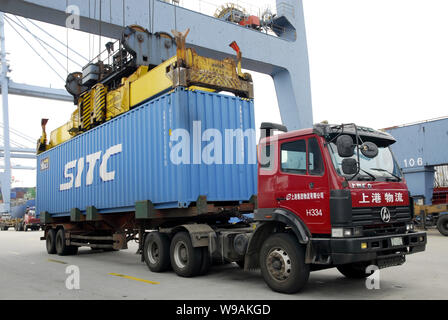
[55, 228, 78, 256]
[46, 229, 57, 254]
[260, 233, 310, 294]
[437, 215, 448, 236]
[337, 262, 370, 279]
[170, 231, 203, 277]
[144, 232, 171, 272]
[199, 247, 211, 276]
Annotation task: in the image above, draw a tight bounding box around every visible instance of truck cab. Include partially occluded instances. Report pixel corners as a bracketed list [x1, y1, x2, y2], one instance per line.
[23, 207, 41, 231]
[252, 123, 426, 293]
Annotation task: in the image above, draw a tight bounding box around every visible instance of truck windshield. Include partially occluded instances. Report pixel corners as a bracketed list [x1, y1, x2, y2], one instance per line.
[327, 142, 402, 181]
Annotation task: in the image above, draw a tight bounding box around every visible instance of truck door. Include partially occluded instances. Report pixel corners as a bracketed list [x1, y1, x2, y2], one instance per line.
[276, 136, 330, 234]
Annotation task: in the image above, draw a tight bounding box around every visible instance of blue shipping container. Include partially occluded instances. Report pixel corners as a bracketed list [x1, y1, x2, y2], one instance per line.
[37, 88, 257, 217]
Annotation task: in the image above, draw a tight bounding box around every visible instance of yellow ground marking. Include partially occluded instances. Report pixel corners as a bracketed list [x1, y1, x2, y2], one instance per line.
[108, 273, 160, 285]
[47, 259, 68, 264]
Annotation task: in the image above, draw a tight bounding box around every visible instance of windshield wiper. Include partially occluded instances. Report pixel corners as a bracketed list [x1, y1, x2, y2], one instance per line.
[369, 168, 401, 181]
[359, 168, 376, 180]
[346, 168, 376, 181]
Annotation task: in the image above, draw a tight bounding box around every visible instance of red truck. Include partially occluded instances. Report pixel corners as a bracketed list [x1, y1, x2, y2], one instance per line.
[251, 122, 426, 292]
[22, 207, 41, 231]
[42, 123, 426, 294]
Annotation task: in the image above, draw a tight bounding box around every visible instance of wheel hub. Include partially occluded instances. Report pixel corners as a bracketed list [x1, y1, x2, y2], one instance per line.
[147, 242, 160, 265]
[174, 241, 188, 268]
[266, 248, 291, 281]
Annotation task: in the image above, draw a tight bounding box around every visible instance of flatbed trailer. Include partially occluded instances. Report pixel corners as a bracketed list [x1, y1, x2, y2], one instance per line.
[414, 203, 448, 236]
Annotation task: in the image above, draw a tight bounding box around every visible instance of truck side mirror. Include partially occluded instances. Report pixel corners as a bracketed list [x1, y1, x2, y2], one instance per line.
[336, 135, 355, 157]
[341, 158, 358, 175]
[360, 141, 378, 158]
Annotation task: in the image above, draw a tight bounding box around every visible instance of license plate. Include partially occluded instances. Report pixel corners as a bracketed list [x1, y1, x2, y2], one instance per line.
[391, 237, 403, 246]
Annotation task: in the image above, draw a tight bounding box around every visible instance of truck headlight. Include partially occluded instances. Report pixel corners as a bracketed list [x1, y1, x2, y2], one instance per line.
[332, 227, 362, 238]
[406, 222, 414, 231]
[332, 228, 344, 237]
[331, 227, 362, 238]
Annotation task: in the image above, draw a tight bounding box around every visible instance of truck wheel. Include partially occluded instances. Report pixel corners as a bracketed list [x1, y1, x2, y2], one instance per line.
[437, 215, 448, 236]
[260, 233, 310, 294]
[170, 231, 203, 277]
[55, 228, 78, 256]
[337, 262, 370, 279]
[46, 229, 57, 254]
[144, 232, 171, 272]
[199, 247, 211, 276]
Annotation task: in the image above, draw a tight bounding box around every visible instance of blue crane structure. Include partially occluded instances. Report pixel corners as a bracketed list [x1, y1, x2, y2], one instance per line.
[0, 0, 313, 131]
[384, 117, 448, 205]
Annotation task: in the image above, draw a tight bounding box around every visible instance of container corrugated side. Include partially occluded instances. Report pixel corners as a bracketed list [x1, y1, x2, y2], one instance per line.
[36, 88, 257, 217]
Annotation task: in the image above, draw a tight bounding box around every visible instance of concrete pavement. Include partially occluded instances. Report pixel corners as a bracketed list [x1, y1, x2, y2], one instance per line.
[0, 228, 446, 300]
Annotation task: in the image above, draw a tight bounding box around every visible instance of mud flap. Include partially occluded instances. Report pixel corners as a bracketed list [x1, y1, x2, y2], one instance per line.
[113, 233, 128, 250]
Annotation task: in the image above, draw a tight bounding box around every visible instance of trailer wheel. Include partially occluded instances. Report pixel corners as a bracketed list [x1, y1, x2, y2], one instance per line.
[199, 247, 211, 276]
[260, 233, 310, 294]
[46, 229, 57, 254]
[437, 215, 448, 236]
[55, 228, 78, 256]
[337, 262, 370, 279]
[170, 231, 203, 277]
[144, 232, 171, 272]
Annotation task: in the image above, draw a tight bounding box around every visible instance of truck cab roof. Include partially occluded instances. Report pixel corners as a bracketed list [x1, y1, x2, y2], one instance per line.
[260, 123, 396, 148]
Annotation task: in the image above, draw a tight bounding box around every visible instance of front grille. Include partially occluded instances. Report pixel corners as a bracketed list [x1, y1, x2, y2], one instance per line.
[352, 206, 411, 236]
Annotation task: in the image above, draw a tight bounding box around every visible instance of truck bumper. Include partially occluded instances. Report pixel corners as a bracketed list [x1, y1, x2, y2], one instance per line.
[312, 231, 427, 266]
